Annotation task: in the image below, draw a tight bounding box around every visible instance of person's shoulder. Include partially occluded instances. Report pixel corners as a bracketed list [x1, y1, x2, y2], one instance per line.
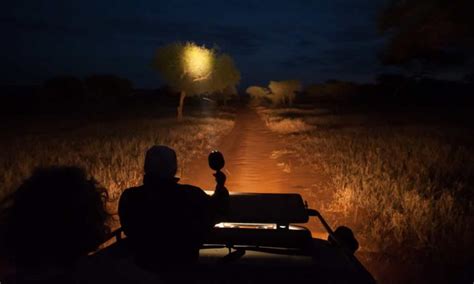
[178, 183, 204, 191]
[120, 186, 144, 200]
[118, 186, 145, 216]
[122, 186, 143, 194]
[178, 184, 208, 196]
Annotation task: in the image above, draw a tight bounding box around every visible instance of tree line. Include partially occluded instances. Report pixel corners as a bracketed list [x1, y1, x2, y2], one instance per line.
[41, 74, 133, 102]
[246, 75, 474, 107]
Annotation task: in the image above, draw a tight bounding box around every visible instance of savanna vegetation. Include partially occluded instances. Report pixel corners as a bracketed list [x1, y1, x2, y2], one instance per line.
[0, 84, 236, 230]
[2, 1, 474, 279]
[246, 80, 302, 107]
[257, 102, 474, 282]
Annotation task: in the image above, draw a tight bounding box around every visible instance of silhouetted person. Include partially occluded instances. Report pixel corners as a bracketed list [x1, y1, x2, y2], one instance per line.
[1, 166, 110, 283]
[118, 145, 229, 273]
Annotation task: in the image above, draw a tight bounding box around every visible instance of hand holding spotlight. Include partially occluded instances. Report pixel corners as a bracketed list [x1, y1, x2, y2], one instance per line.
[208, 150, 226, 189]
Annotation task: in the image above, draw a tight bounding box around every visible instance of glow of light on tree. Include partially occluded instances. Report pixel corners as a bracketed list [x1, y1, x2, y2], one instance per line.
[182, 44, 213, 80]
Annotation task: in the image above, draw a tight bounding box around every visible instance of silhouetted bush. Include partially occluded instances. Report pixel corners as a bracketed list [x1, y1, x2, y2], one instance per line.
[301, 75, 474, 107]
[42, 76, 86, 102]
[303, 80, 362, 103]
[268, 80, 302, 106]
[246, 85, 272, 106]
[85, 74, 133, 102]
[375, 74, 474, 106]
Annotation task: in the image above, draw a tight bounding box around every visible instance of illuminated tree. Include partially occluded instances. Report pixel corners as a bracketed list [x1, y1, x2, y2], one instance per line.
[153, 42, 240, 120]
[268, 80, 302, 106]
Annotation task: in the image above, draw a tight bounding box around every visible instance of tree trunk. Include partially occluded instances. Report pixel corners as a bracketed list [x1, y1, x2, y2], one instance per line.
[177, 91, 186, 121]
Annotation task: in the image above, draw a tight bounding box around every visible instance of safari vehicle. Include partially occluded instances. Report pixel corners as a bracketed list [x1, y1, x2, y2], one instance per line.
[102, 192, 374, 283]
[99, 152, 375, 283]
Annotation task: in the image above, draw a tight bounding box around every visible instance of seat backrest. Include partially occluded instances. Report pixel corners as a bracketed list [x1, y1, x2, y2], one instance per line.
[221, 193, 308, 224]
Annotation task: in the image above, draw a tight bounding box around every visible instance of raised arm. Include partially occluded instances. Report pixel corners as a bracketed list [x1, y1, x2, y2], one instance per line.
[210, 171, 229, 219]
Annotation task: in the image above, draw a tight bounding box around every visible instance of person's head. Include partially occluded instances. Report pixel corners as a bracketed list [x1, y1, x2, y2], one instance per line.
[144, 145, 178, 182]
[4, 166, 110, 267]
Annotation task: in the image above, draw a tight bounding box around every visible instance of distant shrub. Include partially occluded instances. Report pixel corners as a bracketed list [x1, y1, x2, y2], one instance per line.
[304, 80, 360, 102]
[268, 80, 302, 107]
[212, 85, 238, 106]
[247, 80, 302, 107]
[85, 74, 133, 101]
[42, 76, 86, 101]
[246, 86, 271, 105]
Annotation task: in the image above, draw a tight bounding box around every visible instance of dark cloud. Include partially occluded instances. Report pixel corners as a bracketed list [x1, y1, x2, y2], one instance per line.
[198, 24, 264, 56]
[0, 16, 88, 36]
[279, 55, 328, 69]
[326, 26, 378, 43]
[297, 39, 315, 47]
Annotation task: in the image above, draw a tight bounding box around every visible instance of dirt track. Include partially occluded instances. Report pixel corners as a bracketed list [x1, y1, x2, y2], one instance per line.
[181, 107, 332, 235]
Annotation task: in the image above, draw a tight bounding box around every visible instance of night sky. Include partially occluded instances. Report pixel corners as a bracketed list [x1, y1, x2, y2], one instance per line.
[1, 0, 388, 88]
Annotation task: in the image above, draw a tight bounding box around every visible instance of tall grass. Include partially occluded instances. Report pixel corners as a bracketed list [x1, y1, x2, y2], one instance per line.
[260, 107, 474, 278]
[300, 127, 473, 256]
[0, 116, 235, 219]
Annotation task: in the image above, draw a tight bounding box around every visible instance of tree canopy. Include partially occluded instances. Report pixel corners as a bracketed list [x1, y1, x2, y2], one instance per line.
[246, 86, 270, 99]
[246, 86, 271, 105]
[213, 85, 238, 106]
[246, 80, 302, 107]
[268, 80, 302, 106]
[153, 42, 240, 119]
[378, 0, 474, 70]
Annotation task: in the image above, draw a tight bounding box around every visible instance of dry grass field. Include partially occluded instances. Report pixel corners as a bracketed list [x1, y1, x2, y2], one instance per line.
[0, 108, 235, 224]
[1, 100, 472, 281]
[258, 106, 474, 282]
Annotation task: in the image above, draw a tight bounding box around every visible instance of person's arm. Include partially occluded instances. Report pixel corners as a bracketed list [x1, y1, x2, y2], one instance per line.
[118, 189, 136, 238]
[210, 171, 229, 218]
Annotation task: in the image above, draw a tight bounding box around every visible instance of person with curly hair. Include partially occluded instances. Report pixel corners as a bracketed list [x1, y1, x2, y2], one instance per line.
[1, 166, 110, 283]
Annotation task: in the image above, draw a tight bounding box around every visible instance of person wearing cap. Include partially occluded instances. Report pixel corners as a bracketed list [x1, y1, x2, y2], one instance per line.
[118, 145, 228, 273]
